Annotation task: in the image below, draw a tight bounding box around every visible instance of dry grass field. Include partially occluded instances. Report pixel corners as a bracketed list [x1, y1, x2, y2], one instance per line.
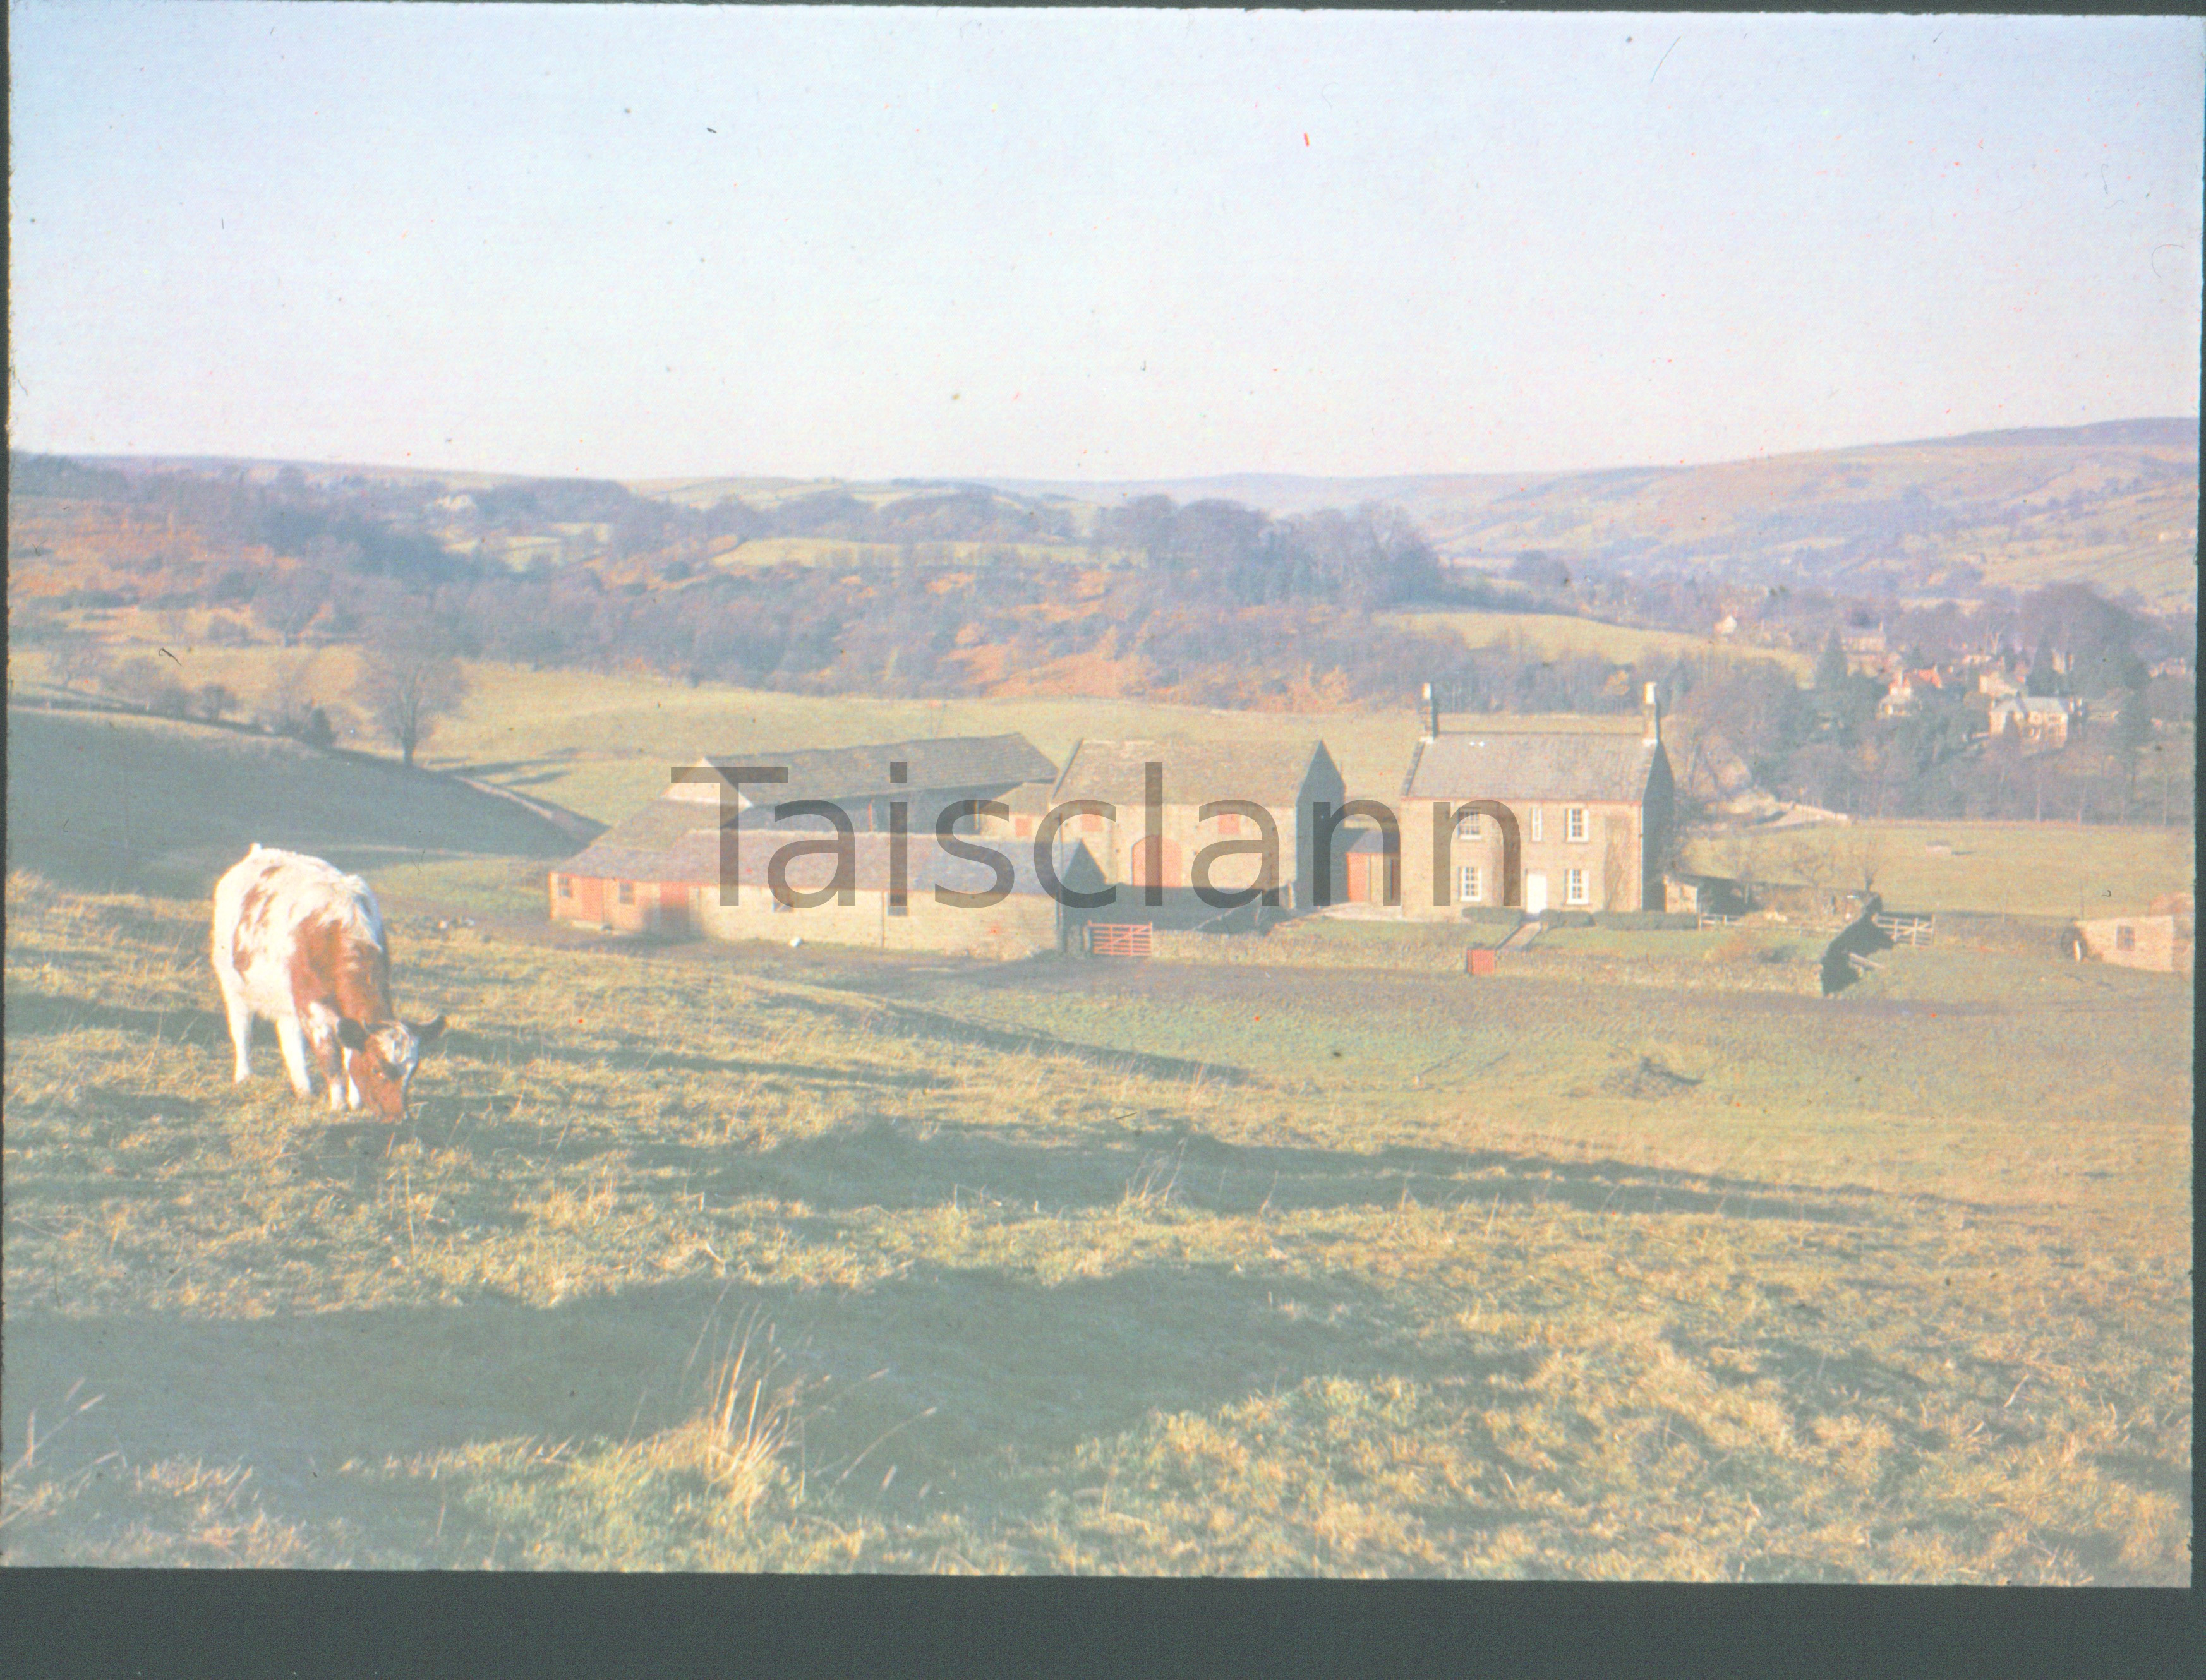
[2, 846, 2189, 1576]
[1, 691, 2191, 1578]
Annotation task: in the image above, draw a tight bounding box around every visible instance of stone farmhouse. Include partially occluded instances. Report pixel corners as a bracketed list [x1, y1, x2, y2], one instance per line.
[1049, 738, 1346, 913]
[1390, 685, 1675, 918]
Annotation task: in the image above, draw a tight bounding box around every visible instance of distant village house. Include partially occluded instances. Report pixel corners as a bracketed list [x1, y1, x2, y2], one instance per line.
[1985, 694, 2080, 752]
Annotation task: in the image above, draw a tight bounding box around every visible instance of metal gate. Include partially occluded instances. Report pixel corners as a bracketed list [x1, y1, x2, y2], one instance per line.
[1086, 922, 1154, 958]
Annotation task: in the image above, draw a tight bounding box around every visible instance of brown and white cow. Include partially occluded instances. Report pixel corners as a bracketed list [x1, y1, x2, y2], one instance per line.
[212, 844, 447, 1121]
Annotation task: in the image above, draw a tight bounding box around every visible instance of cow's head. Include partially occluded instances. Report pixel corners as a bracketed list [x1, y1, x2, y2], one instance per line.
[335, 1014, 447, 1122]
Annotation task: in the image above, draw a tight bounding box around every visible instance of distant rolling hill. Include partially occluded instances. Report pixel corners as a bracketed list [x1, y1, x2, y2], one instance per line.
[18, 418, 2196, 611]
[985, 419, 2200, 608]
[4, 707, 596, 897]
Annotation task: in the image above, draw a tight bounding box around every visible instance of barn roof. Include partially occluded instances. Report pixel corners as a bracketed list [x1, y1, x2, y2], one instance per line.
[1052, 738, 1335, 809]
[560, 821, 1094, 897]
[573, 797, 721, 860]
[673, 733, 1057, 806]
[1402, 731, 1665, 805]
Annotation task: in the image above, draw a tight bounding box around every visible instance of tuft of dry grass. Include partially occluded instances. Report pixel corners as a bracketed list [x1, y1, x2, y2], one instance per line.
[652, 1315, 806, 1518]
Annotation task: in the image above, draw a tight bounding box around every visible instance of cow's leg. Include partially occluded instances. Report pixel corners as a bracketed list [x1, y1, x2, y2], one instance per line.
[218, 976, 255, 1083]
[275, 1014, 318, 1099]
[294, 1005, 358, 1109]
[310, 1024, 350, 1112]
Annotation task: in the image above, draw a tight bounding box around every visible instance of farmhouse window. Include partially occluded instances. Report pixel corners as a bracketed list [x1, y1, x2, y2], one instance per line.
[1529, 807, 1543, 842]
[617, 881, 635, 905]
[1565, 807, 1588, 843]
[889, 889, 910, 918]
[1457, 865, 1481, 904]
[1456, 812, 1481, 841]
[1565, 868, 1589, 905]
[556, 876, 572, 898]
[2116, 925, 2135, 951]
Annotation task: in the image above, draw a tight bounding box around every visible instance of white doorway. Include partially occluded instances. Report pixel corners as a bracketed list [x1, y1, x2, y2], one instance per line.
[1524, 872, 1548, 915]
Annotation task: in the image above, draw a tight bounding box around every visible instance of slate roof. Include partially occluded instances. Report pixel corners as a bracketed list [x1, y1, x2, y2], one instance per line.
[1402, 731, 1664, 804]
[560, 815, 1090, 897]
[1052, 738, 1335, 809]
[676, 733, 1057, 807]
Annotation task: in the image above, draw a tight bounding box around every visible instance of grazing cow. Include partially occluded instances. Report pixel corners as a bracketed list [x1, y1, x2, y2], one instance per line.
[211, 844, 447, 1120]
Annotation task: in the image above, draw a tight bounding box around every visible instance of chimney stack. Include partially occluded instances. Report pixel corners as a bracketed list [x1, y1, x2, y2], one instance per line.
[1642, 681, 1662, 745]
[1420, 682, 1440, 742]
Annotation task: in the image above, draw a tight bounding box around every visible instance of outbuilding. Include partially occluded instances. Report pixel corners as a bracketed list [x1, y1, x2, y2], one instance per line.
[1049, 736, 1346, 912]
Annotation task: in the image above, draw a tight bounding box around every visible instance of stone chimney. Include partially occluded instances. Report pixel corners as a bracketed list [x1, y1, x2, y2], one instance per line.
[1420, 682, 1440, 742]
[1642, 681, 1662, 745]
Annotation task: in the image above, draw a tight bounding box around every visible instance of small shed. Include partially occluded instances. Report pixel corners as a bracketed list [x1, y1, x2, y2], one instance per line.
[2070, 913, 2195, 976]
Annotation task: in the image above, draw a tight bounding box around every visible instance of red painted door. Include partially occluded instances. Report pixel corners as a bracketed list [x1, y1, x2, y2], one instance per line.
[1130, 835, 1182, 890]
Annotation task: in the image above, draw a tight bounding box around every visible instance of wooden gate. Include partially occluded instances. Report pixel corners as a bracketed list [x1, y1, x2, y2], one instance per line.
[1871, 912, 1934, 947]
[1087, 922, 1154, 958]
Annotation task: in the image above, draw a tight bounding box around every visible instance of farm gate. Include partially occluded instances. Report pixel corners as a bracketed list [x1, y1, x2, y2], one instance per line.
[1085, 922, 1154, 959]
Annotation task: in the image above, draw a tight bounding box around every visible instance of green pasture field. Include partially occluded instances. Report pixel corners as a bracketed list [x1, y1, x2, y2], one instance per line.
[1392, 610, 1814, 680]
[1680, 821, 2195, 920]
[10, 650, 1430, 822]
[1, 709, 576, 896]
[1, 849, 2189, 1577]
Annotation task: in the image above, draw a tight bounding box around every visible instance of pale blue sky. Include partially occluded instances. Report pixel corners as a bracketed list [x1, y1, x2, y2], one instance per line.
[9, 4, 2202, 481]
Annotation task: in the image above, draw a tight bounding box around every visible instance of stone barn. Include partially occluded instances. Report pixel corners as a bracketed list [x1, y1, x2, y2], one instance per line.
[553, 812, 1104, 958]
[1394, 685, 1673, 918]
[1049, 737, 1346, 914]
[677, 733, 1058, 836]
[550, 732, 1061, 941]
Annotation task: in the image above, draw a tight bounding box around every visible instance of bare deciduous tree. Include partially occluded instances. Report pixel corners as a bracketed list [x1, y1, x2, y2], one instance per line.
[1785, 834, 1839, 892]
[353, 628, 469, 768]
[1843, 830, 1888, 894]
[257, 563, 334, 648]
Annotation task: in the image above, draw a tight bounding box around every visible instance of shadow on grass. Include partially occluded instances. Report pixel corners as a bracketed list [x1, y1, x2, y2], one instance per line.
[438, 1024, 958, 1095]
[0, 1259, 1531, 1556]
[3, 992, 231, 1050]
[618, 1120, 1909, 1228]
[863, 999, 1250, 1089]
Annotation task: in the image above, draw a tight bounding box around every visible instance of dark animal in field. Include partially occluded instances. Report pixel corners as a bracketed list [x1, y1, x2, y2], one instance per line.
[211, 844, 446, 1120]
